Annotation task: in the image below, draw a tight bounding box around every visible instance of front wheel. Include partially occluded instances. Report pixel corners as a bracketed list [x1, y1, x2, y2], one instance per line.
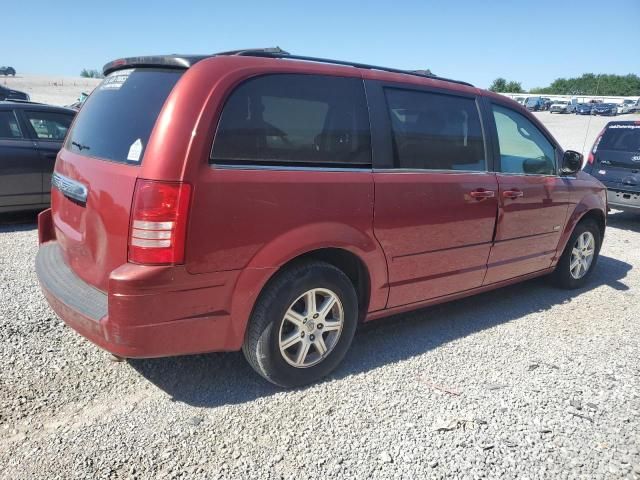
[243, 260, 358, 388]
[552, 219, 601, 289]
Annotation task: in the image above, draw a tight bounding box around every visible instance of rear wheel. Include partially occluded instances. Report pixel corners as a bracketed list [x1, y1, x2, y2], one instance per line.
[552, 219, 601, 289]
[243, 260, 358, 388]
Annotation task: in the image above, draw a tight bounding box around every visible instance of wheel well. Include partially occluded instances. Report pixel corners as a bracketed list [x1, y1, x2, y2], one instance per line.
[580, 209, 606, 241]
[282, 248, 371, 322]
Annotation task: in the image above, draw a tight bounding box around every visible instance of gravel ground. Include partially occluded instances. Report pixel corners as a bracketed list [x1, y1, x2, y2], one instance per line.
[1, 115, 640, 479]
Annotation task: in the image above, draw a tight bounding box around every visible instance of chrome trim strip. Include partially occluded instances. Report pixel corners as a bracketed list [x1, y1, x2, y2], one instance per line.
[51, 172, 88, 204]
[373, 168, 490, 174]
[212, 164, 372, 173]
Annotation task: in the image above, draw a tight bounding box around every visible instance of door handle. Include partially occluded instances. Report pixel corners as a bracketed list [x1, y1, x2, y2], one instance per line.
[503, 189, 524, 199]
[469, 189, 495, 200]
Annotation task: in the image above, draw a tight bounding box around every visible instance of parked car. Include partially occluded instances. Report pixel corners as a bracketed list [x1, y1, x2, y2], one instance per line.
[583, 121, 640, 212]
[0, 66, 16, 76]
[549, 100, 576, 114]
[524, 97, 545, 111]
[0, 85, 30, 101]
[591, 103, 618, 116]
[617, 99, 637, 115]
[0, 101, 75, 212]
[575, 103, 594, 115]
[35, 49, 606, 387]
[514, 96, 526, 106]
[65, 92, 90, 111]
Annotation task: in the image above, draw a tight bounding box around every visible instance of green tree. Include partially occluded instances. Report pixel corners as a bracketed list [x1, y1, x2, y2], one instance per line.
[531, 73, 640, 96]
[505, 81, 523, 93]
[489, 78, 523, 93]
[489, 78, 507, 92]
[80, 69, 104, 79]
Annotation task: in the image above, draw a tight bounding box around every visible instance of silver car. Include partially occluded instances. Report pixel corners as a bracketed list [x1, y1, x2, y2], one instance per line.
[549, 100, 576, 114]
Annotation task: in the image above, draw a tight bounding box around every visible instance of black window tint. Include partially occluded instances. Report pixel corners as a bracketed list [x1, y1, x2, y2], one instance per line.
[212, 74, 371, 167]
[599, 124, 640, 152]
[66, 68, 183, 164]
[384, 88, 485, 171]
[492, 104, 556, 175]
[0, 111, 22, 139]
[25, 111, 73, 140]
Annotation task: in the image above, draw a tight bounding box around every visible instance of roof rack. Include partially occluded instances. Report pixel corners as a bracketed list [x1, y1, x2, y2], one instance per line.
[218, 48, 474, 87]
[102, 48, 474, 88]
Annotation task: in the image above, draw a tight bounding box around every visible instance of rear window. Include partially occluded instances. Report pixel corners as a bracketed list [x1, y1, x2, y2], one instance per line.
[212, 74, 371, 168]
[66, 68, 183, 164]
[600, 124, 640, 152]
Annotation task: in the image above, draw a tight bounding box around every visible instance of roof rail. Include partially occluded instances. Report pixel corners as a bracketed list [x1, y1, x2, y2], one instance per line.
[216, 48, 473, 87]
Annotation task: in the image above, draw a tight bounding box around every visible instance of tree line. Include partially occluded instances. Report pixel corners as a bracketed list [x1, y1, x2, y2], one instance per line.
[80, 69, 104, 79]
[489, 74, 640, 96]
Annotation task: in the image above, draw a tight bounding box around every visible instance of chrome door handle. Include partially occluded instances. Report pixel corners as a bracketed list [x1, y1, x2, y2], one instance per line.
[503, 190, 524, 199]
[469, 189, 495, 200]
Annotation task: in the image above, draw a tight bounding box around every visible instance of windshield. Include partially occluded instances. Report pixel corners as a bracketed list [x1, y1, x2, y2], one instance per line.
[600, 124, 640, 152]
[556, 101, 568, 105]
[65, 68, 183, 164]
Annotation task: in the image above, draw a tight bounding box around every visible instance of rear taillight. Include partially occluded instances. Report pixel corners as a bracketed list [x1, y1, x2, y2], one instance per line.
[587, 128, 606, 165]
[128, 179, 192, 265]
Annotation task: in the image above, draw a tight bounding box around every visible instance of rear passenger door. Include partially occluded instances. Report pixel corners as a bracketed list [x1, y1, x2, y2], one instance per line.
[483, 102, 570, 284]
[21, 110, 73, 203]
[0, 109, 43, 209]
[367, 81, 498, 308]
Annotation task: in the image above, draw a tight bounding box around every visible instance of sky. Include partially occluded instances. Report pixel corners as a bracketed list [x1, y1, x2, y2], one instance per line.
[5, 0, 639, 89]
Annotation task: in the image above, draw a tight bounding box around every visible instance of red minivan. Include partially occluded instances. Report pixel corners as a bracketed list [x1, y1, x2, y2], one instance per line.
[36, 49, 606, 387]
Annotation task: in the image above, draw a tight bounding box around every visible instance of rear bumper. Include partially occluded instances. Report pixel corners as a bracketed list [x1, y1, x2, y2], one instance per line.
[607, 189, 640, 211]
[36, 210, 243, 358]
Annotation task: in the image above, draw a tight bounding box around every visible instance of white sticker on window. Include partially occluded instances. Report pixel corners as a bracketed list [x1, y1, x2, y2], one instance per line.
[598, 170, 606, 175]
[100, 68, 134, 91]
[127, 138, 143, 162]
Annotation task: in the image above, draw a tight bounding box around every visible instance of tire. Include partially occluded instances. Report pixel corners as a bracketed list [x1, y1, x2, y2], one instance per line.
[242, 260, 358, 388]
[551, 219, 601, 289]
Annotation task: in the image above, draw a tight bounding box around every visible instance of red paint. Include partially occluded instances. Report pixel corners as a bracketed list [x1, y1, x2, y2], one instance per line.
[37, 55, 607, 359]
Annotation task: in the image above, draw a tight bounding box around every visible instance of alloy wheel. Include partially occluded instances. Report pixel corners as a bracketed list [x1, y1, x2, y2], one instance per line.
[278, 288, 344, 368]
[569, 231, 595, 280]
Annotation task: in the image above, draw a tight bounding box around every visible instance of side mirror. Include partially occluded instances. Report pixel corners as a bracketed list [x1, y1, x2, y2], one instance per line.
[561, 150, 583, 175]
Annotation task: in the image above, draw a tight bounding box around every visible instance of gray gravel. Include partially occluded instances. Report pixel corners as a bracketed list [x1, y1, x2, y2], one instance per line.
[2, 116, 640, 479]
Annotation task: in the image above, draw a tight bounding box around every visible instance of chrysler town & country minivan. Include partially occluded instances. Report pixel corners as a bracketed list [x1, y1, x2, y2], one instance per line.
[36, 49, 606, 387]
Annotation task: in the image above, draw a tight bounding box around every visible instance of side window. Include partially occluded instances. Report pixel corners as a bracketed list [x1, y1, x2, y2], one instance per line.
[24, 111, 73, 140]
[212, 74, 371, 167]
[384, 88, 486, 171]
[492, 104, 556, 175]
[0, 110, 23, 139]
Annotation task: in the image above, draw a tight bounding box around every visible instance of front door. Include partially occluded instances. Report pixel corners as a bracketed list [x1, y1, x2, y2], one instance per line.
[484, 103, 570, 284]
[369, 83, 498, 308]
[0, 109, 42, 209]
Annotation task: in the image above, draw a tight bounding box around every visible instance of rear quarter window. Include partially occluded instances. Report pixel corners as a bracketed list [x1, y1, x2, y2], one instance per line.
[66, 68, 183, 164]
[211, 74, 371, 168]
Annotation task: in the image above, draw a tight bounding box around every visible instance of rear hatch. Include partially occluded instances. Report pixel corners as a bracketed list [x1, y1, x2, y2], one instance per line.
[52, 68, 184, 291]
[591, 122, 640, 191]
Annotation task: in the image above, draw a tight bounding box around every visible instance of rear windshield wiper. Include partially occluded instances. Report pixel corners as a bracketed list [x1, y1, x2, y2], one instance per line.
[71, 141, 90, 151]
